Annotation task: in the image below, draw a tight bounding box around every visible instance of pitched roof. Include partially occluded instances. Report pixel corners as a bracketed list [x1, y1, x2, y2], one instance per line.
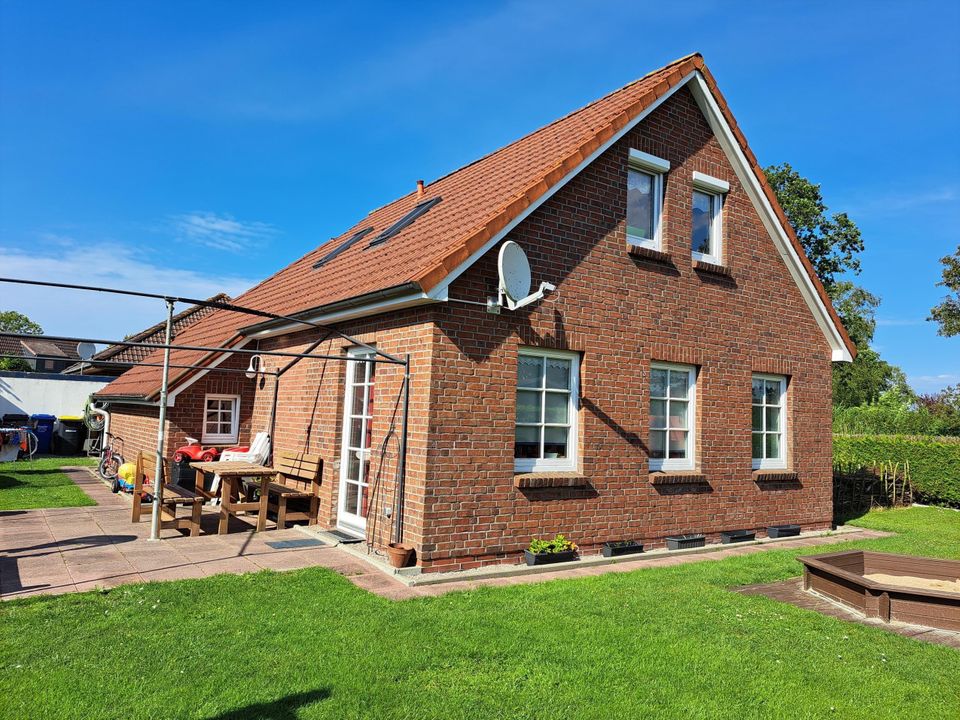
[98, 53, 854, 400]
[0, 336, 80, 361]
[62, 294, 229, 374]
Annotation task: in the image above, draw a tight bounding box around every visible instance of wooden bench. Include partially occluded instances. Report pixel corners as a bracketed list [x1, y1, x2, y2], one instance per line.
[132, 452, 204, 537]
[263, 451, 322, 530]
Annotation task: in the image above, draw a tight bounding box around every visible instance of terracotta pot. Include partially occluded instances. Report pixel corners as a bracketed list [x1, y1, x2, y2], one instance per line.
[386, 542, 415, 568]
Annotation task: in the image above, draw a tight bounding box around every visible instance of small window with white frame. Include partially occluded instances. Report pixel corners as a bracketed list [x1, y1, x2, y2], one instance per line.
[202, 394, 240, 444]
[626, 149, 670, 250]
[649, 362, 696, 471]
[691, 171, 728, 265]
[752, 375, 787, 469]
[515, 348, 579, 472]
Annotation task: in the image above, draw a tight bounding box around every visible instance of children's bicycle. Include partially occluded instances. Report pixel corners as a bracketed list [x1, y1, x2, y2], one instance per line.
[97, 433, 125, 485]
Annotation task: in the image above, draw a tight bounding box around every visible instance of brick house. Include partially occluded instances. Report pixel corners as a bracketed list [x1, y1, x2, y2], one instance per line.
[96, 54, 854, 572]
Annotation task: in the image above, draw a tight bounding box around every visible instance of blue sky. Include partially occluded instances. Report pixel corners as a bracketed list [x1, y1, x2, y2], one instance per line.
[1, 1, 957, 391]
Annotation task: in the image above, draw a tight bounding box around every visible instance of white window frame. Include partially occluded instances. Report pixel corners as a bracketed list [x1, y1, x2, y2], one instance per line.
[691, 172, 727, 265]
[202, 393, 240, 444]
[752, 374, 787, 470]
[514, 348, 580, 473]
[626, 149, 670, 251]
[649, 362, 697, 472]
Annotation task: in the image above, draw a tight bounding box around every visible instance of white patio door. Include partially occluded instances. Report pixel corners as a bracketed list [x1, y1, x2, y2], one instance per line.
[337, 348, 376, 536]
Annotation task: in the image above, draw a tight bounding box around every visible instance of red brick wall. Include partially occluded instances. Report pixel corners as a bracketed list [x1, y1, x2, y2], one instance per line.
[420, 86, 834, 571]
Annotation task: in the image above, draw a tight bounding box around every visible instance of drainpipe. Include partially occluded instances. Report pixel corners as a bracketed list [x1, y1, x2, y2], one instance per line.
[149, 299, 175, 542]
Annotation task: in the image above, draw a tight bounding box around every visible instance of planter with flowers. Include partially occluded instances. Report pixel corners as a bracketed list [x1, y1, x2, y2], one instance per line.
[523, 534, 578, 566]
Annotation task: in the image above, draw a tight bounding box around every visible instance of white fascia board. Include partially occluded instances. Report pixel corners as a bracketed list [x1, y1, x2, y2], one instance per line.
[244, 290, 440, 342]
[166, 337, 253, 407]
[686, 74, 852, 362]
[426, 71, 697, 301]
[692, 171, 730, 194]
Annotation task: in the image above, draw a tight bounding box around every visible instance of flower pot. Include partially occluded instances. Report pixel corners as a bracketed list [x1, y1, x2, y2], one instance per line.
[720, 529, 756, 544]
[665, 534, 705, 550]
[601, 541, 645, 558]
[767, 524, 801, 538]
[524, 549, 577, 566]
[386, 542, 415, 568]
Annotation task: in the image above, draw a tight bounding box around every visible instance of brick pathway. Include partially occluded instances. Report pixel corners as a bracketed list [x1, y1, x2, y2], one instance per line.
[735, 578, 960, 649]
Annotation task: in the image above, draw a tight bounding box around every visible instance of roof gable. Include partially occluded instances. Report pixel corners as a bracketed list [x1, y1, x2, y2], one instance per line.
[99, 53, 852, 400]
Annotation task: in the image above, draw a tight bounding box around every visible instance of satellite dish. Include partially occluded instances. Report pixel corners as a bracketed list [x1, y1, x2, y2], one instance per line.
[498, 241, 532, 302]
[77, 342, 97, 361]
[494, 241, 557, 312]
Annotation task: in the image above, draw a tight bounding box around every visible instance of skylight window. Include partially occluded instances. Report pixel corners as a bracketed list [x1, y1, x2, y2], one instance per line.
[368, 197, 442, 248]
[312, 227, 373, 269]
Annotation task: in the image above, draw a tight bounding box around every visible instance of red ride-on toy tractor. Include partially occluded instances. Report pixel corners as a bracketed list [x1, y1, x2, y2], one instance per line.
[173, 437, 221, 463]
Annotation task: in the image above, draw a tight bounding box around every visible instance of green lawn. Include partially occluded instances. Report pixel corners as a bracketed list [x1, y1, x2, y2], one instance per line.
[0, 456, 97, 511]
[1, 506, 958, 720]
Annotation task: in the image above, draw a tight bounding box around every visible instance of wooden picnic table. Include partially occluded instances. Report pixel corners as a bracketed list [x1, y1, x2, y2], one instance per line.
[190, 460, 277, 534]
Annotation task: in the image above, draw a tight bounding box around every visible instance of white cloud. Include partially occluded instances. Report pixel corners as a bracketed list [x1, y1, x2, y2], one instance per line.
[0, 241, 256, 342]
[909, 373, 960, 393]
[172, 212, 278, 252]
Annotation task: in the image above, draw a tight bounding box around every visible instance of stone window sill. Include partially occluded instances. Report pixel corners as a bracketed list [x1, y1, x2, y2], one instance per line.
[514, 472, 589, 489]
[649, 471, 708, 485]
[692, 259, 732, 277]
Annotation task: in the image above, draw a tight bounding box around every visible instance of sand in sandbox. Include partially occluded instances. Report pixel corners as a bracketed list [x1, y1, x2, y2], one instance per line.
[864, 573, 960, 594]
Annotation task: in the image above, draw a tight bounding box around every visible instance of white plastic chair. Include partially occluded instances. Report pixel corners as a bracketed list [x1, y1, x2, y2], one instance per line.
[209, 432, 271, 503]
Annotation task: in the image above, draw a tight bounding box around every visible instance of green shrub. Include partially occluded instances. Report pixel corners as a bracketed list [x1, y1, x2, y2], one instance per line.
[834, 434, 960, 506]
[833, 404, 960, 436]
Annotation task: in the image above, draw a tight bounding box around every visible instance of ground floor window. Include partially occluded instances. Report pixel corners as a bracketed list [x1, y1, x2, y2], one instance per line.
[202, 394, 239, 444]
[515, 348, 579, 472]
[649, 362, 696, 471]
[752, 374, 787, 469]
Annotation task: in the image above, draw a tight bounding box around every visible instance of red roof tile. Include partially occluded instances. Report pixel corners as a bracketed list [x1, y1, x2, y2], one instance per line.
[98, 53, 853, 399]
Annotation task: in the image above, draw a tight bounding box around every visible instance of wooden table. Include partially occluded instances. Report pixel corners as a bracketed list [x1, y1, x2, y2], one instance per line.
[190, 461, 277, 534]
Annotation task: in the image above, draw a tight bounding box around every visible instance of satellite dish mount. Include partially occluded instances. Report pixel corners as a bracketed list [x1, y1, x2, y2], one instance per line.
[495, 241, 556, 312]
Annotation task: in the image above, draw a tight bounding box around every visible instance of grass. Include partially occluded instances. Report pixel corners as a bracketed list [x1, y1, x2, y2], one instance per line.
[0, 456, 97, 511]
[1, 506, 958, 720]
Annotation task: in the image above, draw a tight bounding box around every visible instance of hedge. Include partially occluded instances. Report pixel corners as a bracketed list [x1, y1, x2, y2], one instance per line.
[834, 434, 960, 506]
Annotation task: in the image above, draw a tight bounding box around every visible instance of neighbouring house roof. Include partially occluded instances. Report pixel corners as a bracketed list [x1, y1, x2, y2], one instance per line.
[62, 294, 230, 375]
[0, 335, 80, 363]
[98, 53, 855, 401]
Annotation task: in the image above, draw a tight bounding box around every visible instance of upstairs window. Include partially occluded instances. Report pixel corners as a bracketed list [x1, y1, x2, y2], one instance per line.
[626, 150, 670, 250]
[203, 394, 240, 444]
[649, 363, 696, 472]
[752, 375, 786, 470]
[515, 349, 579, 472]
[691, 172, 728, 265]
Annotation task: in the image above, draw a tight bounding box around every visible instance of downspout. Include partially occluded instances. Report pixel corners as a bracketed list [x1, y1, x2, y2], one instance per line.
[149, 299, 175, 542]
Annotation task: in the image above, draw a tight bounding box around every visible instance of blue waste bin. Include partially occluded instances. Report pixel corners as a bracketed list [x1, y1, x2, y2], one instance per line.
[30, 414, 56, 454]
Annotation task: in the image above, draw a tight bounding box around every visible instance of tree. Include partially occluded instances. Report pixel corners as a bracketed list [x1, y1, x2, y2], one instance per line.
[0, 310, 43, 372]
[928, 244, 960, 337]
[0, 310, 43, 335]
[764, 163, 864, 291]
[764, 164, 907, 408]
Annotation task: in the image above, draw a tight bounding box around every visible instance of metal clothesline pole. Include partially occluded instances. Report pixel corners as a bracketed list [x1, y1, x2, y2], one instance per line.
[0, 332, 404, 365]
[0, 353, 281, 377]
[0, 277, 401, 364]
[149, 299, 174, 542]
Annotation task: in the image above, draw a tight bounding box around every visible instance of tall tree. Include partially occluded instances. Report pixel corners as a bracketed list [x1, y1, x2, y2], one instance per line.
[764, 163, 864, 291]
[764, 164, 904, 407]
[0, 310, 43, 371]
[928, 244, 960, 337]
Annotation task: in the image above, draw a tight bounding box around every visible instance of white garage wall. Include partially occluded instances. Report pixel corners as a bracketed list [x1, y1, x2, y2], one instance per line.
[0, 371, 113, 419]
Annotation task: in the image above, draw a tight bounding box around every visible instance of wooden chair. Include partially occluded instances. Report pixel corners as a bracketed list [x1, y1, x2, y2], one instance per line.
[131, 452, 204, 537]
[264, 451, 322, 530]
